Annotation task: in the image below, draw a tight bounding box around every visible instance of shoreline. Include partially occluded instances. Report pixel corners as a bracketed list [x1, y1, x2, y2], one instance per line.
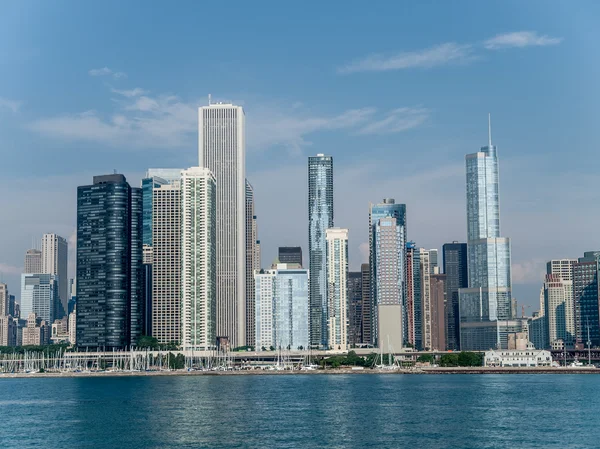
[1, 366, 598, 378]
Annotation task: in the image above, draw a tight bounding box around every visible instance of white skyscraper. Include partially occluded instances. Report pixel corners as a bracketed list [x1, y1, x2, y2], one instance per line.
[199, 102, 246, 347]
[326, 228, 348, 350]
[24, 249, 42, 274]
[181, 167, 217, 351]
[420, 249, 432, 350]
[41, 233, 68, 317]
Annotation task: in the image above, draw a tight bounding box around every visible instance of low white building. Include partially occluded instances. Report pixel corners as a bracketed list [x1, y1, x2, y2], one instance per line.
[485, 343, 552, 367]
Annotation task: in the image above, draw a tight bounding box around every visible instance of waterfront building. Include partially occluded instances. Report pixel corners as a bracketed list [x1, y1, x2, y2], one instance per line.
[255, 265, 309, 350]
[484, 345, 552, 367]
[326, 228, 348, 350]
[360, 263, 371, 345]
[420, 249, 432, 350]
[68, 306, 76, 345]
[24, 249, 42, 274]
[246, 180, 258, 347]
[41, 233, 68, 318]
[308, 154, 334, 348]
[181, 167, 217, 351]
[459, 116, 514, 350]
[405, 243, 418, 348]
[20, 273, 59, 325]
[278, 247, 303, 266]
[373, 217, 404, 351]
[76, 174, 143, 350]
[199, 102, 247, 347]
[430, 274, 446, 351]
[22, 313, 49, 346]
[544, 274, 575, 347]
[369, 198, 407, 347]
[442, 242, 468, 350]
[152, 181, 181, 345]
[572, 251, 600, 348]
[347, 271, 363, 346]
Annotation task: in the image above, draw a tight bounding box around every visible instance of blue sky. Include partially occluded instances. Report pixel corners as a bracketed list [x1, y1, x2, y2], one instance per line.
[1, 1, 599, 311]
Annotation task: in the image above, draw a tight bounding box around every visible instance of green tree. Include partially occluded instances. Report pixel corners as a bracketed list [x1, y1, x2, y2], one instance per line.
[440, 353, 459, 367]
[269, 346, 275, 351]
[168, 353, 185, 369]
[417, 354, 434, 364]
[457, 351, 482, 367]
[136, 335, 159, 349]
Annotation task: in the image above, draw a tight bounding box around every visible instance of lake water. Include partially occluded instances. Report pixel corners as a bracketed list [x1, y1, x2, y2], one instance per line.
[0, 374, 596, 448]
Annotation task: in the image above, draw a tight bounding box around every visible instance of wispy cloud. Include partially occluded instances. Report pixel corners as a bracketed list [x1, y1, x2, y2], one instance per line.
[484, 31, 563, 50]
[0, 263, 22, 275]
[111, 87, 147, 98]
[0, 97, 21, 113]
[356, 107, 429, 135]
[89, 67, 127, 79]
[339, 43, 472, 74]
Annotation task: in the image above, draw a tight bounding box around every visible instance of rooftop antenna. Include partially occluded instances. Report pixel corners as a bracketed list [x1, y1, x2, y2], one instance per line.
[488, 113, 492, 147]
[208, 94, 212, 105]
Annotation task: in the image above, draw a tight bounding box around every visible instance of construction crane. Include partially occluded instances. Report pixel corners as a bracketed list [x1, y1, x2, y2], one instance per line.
[521, 305, 531, 318]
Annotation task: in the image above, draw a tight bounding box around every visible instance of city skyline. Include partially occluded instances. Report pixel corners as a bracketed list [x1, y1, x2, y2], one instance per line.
[1, 2, 599, 313]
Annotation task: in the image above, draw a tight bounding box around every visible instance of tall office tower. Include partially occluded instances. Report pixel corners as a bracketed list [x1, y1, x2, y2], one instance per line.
[24, 249, 42, 274]
[430, 274, 447, 350]
[459, 116, 518, 350]
[419, 249, 433, 350]
[199, 102, 246, 348]
[76, 174, 143, 350]
[278, 247, 303, 266]
[0, 283, 8, 316]
[326, 228, 348, 350]
[373, 217, 404, 351]
[547, 259, 576, 281]
[429, 249, 439, 273]
[245, 180, 258, 347]
[572, 251, 600, 348]
[254, 264, 309, 350]
[308, 154, 334, 348]
[360, 263, 371, 345]
[41, 233, 68, 318]
[407, 244, 424, 349]
[543, 274, 575, 348]
[369, 199, 407, 347]
[181, 167, 217, 351]
[442, 242, 468, 350]
[152, 182, 181, 345]
[528, 312, 549, 350]
[347, 272, 363, 346]
[20, 273, 59, 324]
[405, 244, 416, 347]
[254, 240, 261, 271]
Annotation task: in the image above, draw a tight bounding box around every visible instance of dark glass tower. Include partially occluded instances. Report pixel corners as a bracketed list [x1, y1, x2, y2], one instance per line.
[573, 251, 600, 348]
[308, 154, 333, 348]
[76, 174, 142, 350]
[442, 242, 468, 350]
[347, 271, 362, 346]
[278, 247, 303, 266]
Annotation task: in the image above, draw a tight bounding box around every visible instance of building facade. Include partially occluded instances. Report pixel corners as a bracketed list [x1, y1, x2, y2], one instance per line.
[572, 252, 600, 348]
[22, 313, 50, 346]
[347, 271, 363, 346]
[41, 233, 68, 318]
[420, 249, 432, 350]
[544, 274, 575, 347]
[442, 242, 468, 350]
[360, 263, 371, 346]
[278, 247, 303, 266]
[326, 228, 348, 350]
[181, 167, 217, 351]
[430, 274, 447, 351]
[308, 154, 334, 348]
[245, 180, 258, 347]
[20, 273, 59, 325]
[24, 249, 42, 274]
[76, 174, 143, 350]
[199, 102, 246, 347]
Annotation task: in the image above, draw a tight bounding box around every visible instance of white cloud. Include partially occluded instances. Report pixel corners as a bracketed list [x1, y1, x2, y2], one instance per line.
[484, 31, 563, 50]
[89, 67, 127, 79]
[338, 43, 473, 74]
[511, 258, 547, 284]
[111, 87, 147, 98]
[0, 97, 21, 113]
[356, 107, 429, 135]
[0, 263, 22, 275]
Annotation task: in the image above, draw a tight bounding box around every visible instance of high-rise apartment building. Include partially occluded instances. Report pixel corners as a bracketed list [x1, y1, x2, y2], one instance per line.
[152, 181, 181, 345]
[442, 242, 468, 350]
[24, 249, 42, 274]
[326, 228, 348, 350]
[20, 273, 59, 325]
[572, 251, 600, 348]
[369, 198, 407, 347]
[41, 233, 68, 318]
[429, 249, 439, 274]
[76, 174, 143, 350]
[278, 247, 303, 266]
[459, 116, 518, 350]
[347, 271, 363, 346]
[430, 274, 446, 350]
[0, 283, 8, 316]
[547, 259, 576, 281]
[181, 167, 217, 351]
[245, 180, 258, 347]
[373, 217, 404, 351]
[360, 263, 371, 345]
[199, 102, 246, 347]
[308, 154, 334, 348]
[254, 264, 309, 350]
[420, 249, 433, 350]
[543, 274, 575, 347]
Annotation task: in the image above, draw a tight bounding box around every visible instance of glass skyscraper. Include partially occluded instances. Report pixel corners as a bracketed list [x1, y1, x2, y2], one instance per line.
[308, 154, 333, 348]
[76, 174, 143, 350]
[459, 117, 518, 350]
[442, 242, 468, 350]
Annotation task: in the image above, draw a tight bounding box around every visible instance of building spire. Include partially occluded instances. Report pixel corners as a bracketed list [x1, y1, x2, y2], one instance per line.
[488, 113, 492, 147]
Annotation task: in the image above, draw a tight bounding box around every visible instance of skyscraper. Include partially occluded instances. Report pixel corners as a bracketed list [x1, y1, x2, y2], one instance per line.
[543, 274, 575, 347]
[24, 249, 42, 274]
[442, 242, 468, 350]
[245, 180, 258, 347]
[20, 273, 59, 325]
[326, 228, 348, 350]
[429, 249, 439, 274]
[459, 116, 518, 350]
[199, 102, 246, 347]
[181, 167, 217, 351]
[0, 283, 9, 316]
[572, 251, 600, 348]
[347, 271, 363, 346]
[76, 174, 142, 350]
[41, 233, 68, 319]
[419, 249, 433, 350]
[360, 263, 371, 345]
[430, 273, 446, 351]
[308, 154, 333, 348]
[373, 217, 404, 351]
[369, 199, 406, 347]
[152, 181, 181, 345]
[278, 247, 303, 266]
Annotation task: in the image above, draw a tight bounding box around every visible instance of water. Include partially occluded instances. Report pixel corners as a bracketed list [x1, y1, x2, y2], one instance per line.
[0, 374, 596, 448]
